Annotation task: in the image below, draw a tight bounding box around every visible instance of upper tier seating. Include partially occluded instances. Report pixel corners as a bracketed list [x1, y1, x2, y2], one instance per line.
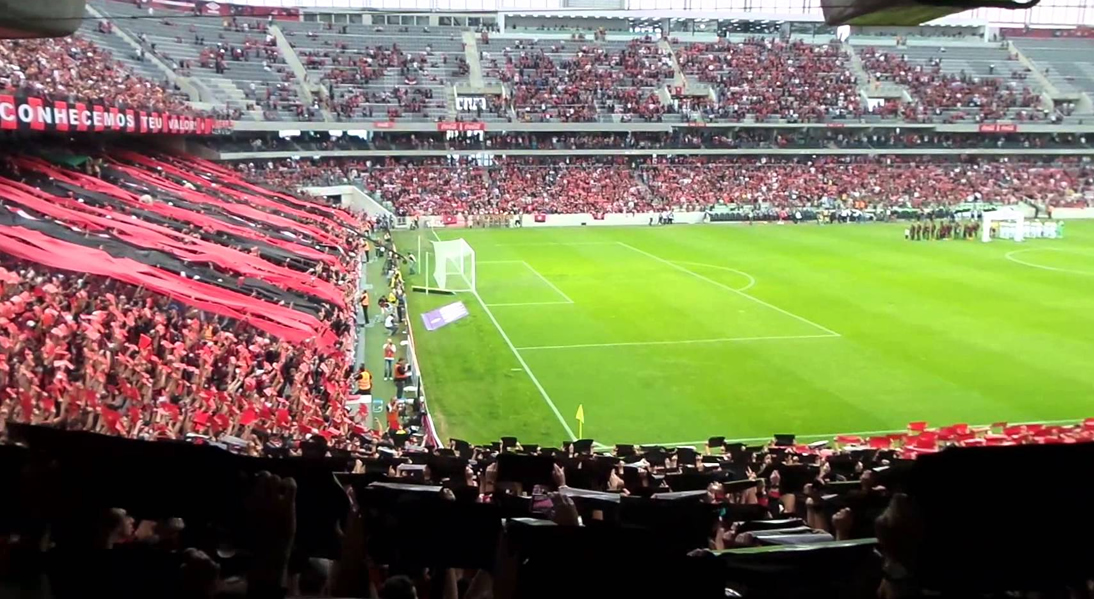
[280, 20, 468, 121]
[90, 0, 307, 120]
[858, 44, 1046, 122]
[486, 37, 677, 123]
[674, 37, 861, 123]
[1012, 37, 1094, 99]
[0, 33, 187, 112]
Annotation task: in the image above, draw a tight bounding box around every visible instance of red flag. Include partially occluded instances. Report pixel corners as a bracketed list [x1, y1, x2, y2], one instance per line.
[101, 407, 120, 428]
[213, 413, 230, 430]
[138, 333, 153, 350]
[239, 408, 257, 426]
[161, 403, 180, 421]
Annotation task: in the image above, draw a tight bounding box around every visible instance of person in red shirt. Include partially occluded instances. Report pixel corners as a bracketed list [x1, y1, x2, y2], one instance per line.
[393, 358, 410, 399]
[386, 396, 401, 432]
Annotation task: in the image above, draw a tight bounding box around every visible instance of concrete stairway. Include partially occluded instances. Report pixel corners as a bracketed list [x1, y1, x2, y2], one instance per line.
[658, 38, 686, 90]
[268, 24, 325, 119]
[463, 31, 485, 88]
[844, 41, 908, 101]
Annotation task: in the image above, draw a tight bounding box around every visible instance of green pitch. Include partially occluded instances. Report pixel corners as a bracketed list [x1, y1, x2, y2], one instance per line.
[395, 222, 1094, 447]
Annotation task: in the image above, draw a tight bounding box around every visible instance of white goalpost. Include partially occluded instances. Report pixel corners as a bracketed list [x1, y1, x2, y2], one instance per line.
[430, 238, 477, 292]
[982, 207, 1026, 243]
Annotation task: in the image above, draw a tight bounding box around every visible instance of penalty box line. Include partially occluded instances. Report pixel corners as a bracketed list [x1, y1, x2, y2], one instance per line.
[515, 334, 837, 351]
[479, 260, 575, 305]
[615, 242, 841, 338]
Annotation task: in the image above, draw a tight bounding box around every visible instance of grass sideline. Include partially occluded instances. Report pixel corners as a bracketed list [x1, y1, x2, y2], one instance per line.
[394, 221, 1094, 447]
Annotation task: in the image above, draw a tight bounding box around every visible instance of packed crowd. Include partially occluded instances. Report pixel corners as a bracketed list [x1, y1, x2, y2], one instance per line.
[238, 156, 1094, 216]
[0, 149, 379, 454]
[487, 38, 676, 122]
[859, 48, 1043, 122]
[641, 156, 1093, 210]
[0, 35, 188, 112]
[675, 38, 862, 122]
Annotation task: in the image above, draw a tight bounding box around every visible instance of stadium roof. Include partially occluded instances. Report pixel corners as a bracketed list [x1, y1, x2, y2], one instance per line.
[220, 0, 1093, 27]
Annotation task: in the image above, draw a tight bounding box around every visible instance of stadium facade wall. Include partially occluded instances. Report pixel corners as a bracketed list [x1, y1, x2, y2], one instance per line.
[423, 212, 707, 228]
[1050, 207, 1094, 219]
[516, 212, 708, 227]
[303, 185, 395, 219]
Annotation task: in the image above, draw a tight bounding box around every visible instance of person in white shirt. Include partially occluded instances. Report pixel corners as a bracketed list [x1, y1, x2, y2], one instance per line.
[382, 339, 397, 381]
[384, 313, 398, 336]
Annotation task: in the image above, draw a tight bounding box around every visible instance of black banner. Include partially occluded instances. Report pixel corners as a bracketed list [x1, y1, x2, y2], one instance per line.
[0, 93, 232, 136]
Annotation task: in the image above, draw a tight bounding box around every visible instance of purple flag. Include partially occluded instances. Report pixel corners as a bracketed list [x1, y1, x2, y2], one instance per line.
[421, 301, 469, 331]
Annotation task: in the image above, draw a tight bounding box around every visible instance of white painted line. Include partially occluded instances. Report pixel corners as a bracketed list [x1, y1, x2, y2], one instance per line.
[521, 261, 575, 304]
[515, 333, 837, 351]
[628, 418, 1087, 448]
[1004, 248, 1094, 276]
[487, 241, 619, 247]
[617, 242, 841, 338]
[671, 260, 757, 292]
[429, 228, 577, 441]
[486, 301, 573, 307]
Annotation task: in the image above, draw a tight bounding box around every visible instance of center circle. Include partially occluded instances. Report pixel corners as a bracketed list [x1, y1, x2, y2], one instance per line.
[1005, 248, 1094, 277]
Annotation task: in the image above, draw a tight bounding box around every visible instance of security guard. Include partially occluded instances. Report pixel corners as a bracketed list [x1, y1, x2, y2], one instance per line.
[355, 367, 373, 396]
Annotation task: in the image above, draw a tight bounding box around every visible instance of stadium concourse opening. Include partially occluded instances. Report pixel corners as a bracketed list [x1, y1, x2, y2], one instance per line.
[3, 4, 1094, 598]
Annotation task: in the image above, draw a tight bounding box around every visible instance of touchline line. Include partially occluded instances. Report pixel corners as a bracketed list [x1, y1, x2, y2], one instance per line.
[629, 418, 1087, 449]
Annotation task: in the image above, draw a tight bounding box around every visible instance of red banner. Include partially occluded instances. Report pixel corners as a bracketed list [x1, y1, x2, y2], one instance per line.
[373, 121, 397, 129]
[978, 123, 1018, 133]
[436, 121, 486, 132]
[0, 93, 231, 136]
[534, 214, 547, 223]
[192, 0, 300, 19]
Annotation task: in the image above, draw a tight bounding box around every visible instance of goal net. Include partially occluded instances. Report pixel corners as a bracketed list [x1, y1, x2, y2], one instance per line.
[431, 238, 476, 292]
[982, 207, 1025, 242]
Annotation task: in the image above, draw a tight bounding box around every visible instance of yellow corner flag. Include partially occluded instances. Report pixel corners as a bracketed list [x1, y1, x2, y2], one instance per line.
[575, 404, 585, 438]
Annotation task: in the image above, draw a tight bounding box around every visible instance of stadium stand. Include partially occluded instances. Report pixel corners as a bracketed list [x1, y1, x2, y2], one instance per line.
[28, 6, 1088, 125]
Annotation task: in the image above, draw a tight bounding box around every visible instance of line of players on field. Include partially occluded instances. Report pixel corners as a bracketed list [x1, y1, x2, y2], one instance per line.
[905, 219, 980, 241]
